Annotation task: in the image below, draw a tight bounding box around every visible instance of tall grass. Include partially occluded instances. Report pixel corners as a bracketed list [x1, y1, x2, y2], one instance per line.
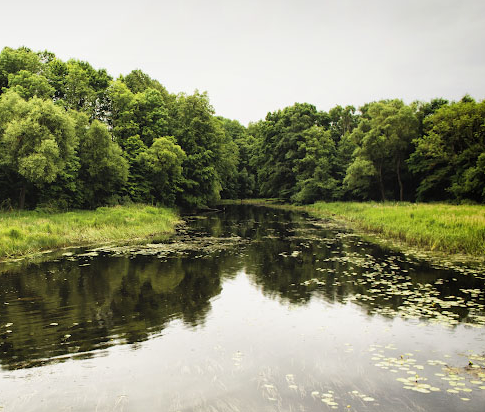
[308, 202, 485, 256]
[0, 204, 180, 259]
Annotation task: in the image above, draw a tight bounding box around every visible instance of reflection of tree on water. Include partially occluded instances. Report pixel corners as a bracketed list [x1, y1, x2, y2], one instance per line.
[222, 206, 484, 326]
[1, 205, 483, 371]
[0, 253, 224, 370]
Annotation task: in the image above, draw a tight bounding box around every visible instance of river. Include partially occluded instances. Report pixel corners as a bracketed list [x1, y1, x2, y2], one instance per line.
[0, 204, 484, 411]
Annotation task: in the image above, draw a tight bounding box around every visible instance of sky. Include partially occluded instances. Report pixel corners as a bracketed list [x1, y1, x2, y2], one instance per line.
[1, 0, 485, 125]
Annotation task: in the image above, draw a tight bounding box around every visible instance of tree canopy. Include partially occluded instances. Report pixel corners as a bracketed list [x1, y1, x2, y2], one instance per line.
[0, 46, 484, 210]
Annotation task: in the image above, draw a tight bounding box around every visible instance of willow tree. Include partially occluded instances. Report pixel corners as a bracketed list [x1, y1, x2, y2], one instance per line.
[138, 136, 186, 206]
[0, 91, 77, 208]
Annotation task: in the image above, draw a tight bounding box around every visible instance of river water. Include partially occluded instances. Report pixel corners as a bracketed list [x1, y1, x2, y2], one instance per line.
[0, 204, 484, 411]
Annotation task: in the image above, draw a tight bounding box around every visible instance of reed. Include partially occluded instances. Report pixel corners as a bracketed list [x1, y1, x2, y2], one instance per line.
[308, 202, 485, 256]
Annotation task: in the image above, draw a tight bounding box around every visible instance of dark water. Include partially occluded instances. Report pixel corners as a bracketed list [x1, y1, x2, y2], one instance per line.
[0, 205, 484, 411]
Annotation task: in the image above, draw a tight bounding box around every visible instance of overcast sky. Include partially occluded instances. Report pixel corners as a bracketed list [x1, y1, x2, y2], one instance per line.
[1, 0, 485, 125]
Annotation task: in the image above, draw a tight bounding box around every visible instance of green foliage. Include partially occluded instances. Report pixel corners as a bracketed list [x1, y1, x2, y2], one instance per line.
[134, 87, 169, 146]
[1, 45, 484, 210]
[0, 91, 77, 208]
[409, 100, 485, 202]
[172, 91, 224, 207]
[0, 47, 41, 91]
[255, 103, 330, 200]
[5, 70, 54, 99]
[292, 126, 337, 203]
[77, 118, 129, 208]
[343, 157, 376, 199]
[122, 69, 169, 96]
[138, 136, 186, 205]
[346, 100, 418, 201]
[215, 117, 241, 199]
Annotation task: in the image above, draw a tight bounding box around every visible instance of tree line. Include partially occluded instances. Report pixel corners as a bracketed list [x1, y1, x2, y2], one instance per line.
[0, 46, 484, 210]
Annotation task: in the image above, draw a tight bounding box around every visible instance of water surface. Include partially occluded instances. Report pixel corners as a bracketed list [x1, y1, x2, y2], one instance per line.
[1, 205, 484, 411]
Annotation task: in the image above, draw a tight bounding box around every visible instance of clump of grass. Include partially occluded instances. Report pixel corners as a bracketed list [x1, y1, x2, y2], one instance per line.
[0, 204, 180, 260]
[307, 202, 485, 256]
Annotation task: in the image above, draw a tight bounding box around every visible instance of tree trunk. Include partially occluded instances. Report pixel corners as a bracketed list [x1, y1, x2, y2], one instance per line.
[378, 163, 386, 201]
[19, 184, 26, 210]
[396, 157, 404, 201]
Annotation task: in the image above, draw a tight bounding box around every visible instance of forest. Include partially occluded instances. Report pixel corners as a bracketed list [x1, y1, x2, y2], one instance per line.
[1, 46, 484, 211]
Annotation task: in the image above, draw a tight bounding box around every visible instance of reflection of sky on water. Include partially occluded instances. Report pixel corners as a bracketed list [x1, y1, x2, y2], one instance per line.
[0, 205, 484, 411]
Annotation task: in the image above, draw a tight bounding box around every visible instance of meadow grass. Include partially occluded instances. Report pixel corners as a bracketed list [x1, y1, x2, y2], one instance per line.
[307, 202, 485, 256]
[0, 204, 180, 260]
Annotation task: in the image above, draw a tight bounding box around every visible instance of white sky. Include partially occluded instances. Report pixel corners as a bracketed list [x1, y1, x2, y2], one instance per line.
[1, 0, 485, 125]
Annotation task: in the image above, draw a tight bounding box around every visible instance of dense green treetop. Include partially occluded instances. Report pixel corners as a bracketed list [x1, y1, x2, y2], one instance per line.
[0, 45, 483, 209]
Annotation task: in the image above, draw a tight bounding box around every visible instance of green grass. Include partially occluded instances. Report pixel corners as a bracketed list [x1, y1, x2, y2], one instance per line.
[0, 204, 180, 260]
[307, 202, 485, 257]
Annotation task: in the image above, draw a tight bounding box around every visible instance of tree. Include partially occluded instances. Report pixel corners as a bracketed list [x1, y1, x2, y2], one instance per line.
[76, 116, 128, 208]
[0, 91, 77, 208]
[122, 69, 169, 97]
[346, 100, 418, 201]
[172, 91, 224, 207]
[292, 125, 337, 203]
[408, 99, 485, 202]
[0, 47, 41, 92]
[215, 117, 242, 199]
[121, 135, 151, 203]
[256, 103, 329, 200]
[134, 88, 169, 147]
[5, 70, 54, 99]
[108, 80, 138, 147]
[343, 157, 376, 199]
[138, 136, 186, 205]
[328, 105, 359, 199]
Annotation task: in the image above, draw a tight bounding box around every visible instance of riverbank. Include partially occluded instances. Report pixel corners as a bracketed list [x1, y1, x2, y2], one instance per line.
[232, 200, 485, 259]
[308, 202, 485, 256]
[0, 204, 180, 261]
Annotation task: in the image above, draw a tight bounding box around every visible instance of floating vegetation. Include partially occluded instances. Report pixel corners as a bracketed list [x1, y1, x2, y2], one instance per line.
[370, 343, 485, 402]
[295, 235, 485, 328]
[1, 204, 484, 411]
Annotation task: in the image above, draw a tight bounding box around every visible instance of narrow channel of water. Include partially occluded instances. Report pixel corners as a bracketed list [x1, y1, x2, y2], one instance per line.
[0, 204, 484, 411]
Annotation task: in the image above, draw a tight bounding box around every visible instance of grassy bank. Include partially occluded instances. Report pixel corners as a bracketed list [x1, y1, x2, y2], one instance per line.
[0, 204, 180, 260]
[307, 202, 485, 257]
[230, 199, 485, 258]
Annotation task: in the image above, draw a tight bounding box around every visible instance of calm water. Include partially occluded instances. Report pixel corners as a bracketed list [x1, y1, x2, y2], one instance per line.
[0, 205, 484, 411]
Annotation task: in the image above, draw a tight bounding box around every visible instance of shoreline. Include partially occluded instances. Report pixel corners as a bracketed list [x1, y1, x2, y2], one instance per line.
[224, 199, 485, 266]
[0, 204, 180, 262]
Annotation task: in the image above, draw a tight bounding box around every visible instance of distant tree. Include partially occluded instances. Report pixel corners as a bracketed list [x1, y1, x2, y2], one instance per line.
[256, 103, 329, 200]
[138, 136, 186, 205]
[108, 80, 139, 147]
[346, 100, 418, 201]
[76, 115, 128, 208]
[292, 125, 337, 203]
[0, 47, 41, 92]
[121, 134, 151, 203]
[408, 99, 485, 202]
[172, 91, 224, 207]
[343, 157, 376, 199]
[216, 117, 243, 199]
[44, 58, 69, 102]
[328, 105, 359, 199]
[328, 105, 358, 142]
[122, 69, 169, 97]
[5, 70, 54, 99]
[134, 87, 169, 147]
